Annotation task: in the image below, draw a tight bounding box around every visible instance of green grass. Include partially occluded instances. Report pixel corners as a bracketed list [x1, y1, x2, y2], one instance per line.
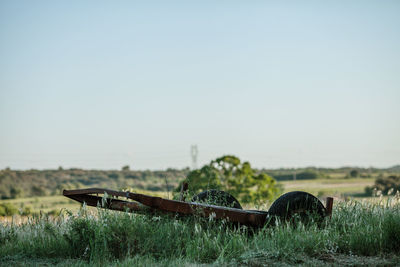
[0, 189, 169, 215]
[1, 195, 399, 266]
[0, 195, 79, 214]
[281, 178, 375, 198]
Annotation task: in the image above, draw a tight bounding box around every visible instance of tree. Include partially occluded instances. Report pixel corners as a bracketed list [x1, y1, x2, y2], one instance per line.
[350, 169, 359, 178]
[10, 186, 22, 199]
[122, 165, 130, 171]
[365, 175, 400, 196]
[177, 155, 281, 204]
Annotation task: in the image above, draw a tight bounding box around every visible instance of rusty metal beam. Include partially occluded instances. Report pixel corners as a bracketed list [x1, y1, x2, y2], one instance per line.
[63, 188, 269, 227]
[63, 188, 333, 227]
[325, 197, 334, 218]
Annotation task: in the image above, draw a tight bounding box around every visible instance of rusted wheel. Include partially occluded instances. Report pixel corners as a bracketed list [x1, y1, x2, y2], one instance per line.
[268, 191, 326, 222]
[191, 190, 242, 209]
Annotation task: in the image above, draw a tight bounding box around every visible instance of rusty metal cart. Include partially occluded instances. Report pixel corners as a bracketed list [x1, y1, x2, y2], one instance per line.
[63, 185, 333, 227]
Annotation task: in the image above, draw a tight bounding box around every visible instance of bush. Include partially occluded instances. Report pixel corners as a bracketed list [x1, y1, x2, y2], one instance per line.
[350, 169, 359, 178]
[268, 170, 319, 181]
[22, 206, 32, 216]
[365, 175, 400, 196]
[296, 171, 318, 180]
[0, 203, 18, 216]
[176, 155, 281, 204]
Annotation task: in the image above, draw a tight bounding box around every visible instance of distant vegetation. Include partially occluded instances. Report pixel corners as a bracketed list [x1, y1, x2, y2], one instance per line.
[261, 166, 398, 181]
[0, 168, 189, 200]
[177, 155, 281, 204]
[365, 175, 400, 196]
[0, 164, 399, 200]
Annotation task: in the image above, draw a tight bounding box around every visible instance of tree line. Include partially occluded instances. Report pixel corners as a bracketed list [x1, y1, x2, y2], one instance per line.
[0, 163, 399, 199]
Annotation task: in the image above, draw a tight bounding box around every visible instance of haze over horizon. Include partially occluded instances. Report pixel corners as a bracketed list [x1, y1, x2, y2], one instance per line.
[1, 1, 399, 170]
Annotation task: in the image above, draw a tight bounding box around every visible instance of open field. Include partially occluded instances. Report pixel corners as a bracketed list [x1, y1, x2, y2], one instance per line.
[0, 190, 169, 220]
[281, 178, 375, 198]
[0, 195, 78, 214]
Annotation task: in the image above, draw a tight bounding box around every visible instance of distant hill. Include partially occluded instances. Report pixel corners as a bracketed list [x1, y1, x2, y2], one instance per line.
[387, 165, 400, 172]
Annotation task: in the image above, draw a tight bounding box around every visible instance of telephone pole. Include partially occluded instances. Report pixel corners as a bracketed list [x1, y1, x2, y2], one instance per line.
[190, 145, 198, 170]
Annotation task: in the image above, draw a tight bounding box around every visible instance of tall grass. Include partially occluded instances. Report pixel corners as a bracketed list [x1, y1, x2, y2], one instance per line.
[1, 195, 399, 265]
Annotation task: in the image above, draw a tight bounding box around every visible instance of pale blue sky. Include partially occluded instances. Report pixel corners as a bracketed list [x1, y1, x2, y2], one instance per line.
[1, 1, 399, 170]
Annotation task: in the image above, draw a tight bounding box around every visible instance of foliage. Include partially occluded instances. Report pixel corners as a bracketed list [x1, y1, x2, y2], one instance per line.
[0, 168, 190, 199]
[1, 197, 400, 265]
[0, 165, 398, 200]
[265, 169, 321, 181]
[350, 169, 359, 178]
[178, 155, 281, 204]
[0, 203, 18, 216]
[296, 171, 318, 180]
[121, 165, 130, 171]
[365, 175, 400, 196]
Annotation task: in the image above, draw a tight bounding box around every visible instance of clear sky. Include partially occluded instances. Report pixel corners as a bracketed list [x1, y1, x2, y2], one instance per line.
[1, 1, 399, 170]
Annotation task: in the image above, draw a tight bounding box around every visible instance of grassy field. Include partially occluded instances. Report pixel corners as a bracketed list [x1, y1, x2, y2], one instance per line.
[0, 195, 399, 266]
[0, 189, 169, 218]
[281, 177, 375, 198]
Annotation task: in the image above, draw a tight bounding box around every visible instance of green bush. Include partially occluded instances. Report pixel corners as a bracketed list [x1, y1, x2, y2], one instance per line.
[365, 175, 400, 196]
[268, 170, 319, 181]
[22, 206, 32, 216]
[296, 171, 318, 180]
[176, 155, 281, 204]
[350, 169, 359, 178]
[0, 203, 18, 216]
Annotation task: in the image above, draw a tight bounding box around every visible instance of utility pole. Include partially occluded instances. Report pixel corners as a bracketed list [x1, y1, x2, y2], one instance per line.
[190, 145, 198, 170]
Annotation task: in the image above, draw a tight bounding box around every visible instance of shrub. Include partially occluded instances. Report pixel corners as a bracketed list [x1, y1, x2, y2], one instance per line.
[176, 155, 281, 204]
[296, 171, 318, 180]
[350, 169, 359, 178]
[0, 203, 18, 216]
[365, 175, 400, 196]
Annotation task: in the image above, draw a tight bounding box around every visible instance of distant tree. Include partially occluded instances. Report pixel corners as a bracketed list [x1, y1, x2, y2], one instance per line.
[122, 165, 130, 171]
[0, 203, 18, 216]
[365, 175, 400, 196]
[296, 171, 318, 180]
[350, 170, 359, 178]
[31, 185, 46, 196]
[176, 155, 281, 204]
[108, 173, 119, 179]
[10, 186, 22, 199]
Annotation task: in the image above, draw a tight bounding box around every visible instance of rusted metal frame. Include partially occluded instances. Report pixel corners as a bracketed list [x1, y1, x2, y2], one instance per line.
[325, 197, 334, 218]
[63, 188, 269, 227]
[63, 188, 334, 226]
[63, 188, 130, 198]
[64, 193, 146, 213]
[128, 193, 268, 226]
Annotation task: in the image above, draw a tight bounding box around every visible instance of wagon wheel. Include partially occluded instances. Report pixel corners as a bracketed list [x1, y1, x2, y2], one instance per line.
[191, 190, 243, 210]
[268, 191, 326, 223]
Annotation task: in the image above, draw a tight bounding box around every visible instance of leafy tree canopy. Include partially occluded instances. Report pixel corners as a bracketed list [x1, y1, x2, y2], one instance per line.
[178, 155, 281, 204]
[350, 169, 359, 178]
[365, 175, 400, 196]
